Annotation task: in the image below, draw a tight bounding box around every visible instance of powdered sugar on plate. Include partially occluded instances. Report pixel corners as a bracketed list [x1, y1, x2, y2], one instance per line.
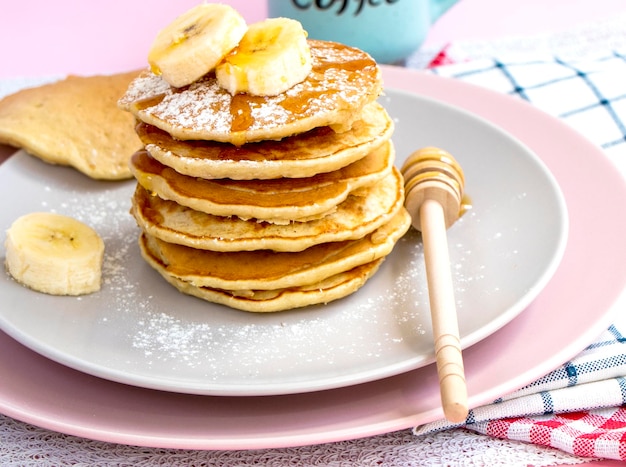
[0, 82, 565, 396]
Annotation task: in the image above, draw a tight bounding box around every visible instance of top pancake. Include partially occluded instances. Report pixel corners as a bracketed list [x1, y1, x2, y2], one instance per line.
[118, 40, 383, 145]
[0, 71, 143, 180]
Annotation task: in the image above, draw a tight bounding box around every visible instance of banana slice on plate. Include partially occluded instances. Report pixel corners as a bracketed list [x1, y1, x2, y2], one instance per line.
[4, 212, 105, 296]
[216, 17, 313, 96]
[148, 3, 247, 88]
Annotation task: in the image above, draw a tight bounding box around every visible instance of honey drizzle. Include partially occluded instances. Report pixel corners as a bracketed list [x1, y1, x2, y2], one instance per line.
[133, 94, 167, 112]
[229, 94, 264, 133]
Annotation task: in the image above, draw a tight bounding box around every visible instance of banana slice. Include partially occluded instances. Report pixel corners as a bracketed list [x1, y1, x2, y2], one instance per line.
[216, 17, 313, 96]
[148, 3, 247, 88]
[5, 212, 105, 296]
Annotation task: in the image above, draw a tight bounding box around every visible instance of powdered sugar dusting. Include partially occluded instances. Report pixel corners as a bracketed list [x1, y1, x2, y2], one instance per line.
[117, 70, 169, 106]
[4, 161, 438, 392]
[35, 184, 482, 383]
[3, 164, 494, 393]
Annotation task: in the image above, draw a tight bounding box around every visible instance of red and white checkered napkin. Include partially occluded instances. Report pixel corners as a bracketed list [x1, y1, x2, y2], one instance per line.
[482, 409, 626, 460]
[414, 321, 626, 460]
[410, 15, 626, 461]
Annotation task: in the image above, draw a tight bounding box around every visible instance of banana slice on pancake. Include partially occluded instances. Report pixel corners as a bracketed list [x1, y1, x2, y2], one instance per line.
[216, 17, 313, 96]
[148, 3, 247, 88]
[130, 140, 394, 224]
[148, 5, 311, 95]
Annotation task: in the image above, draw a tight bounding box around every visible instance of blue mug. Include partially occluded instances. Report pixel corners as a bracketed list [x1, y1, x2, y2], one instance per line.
[267, 0, 458, 64]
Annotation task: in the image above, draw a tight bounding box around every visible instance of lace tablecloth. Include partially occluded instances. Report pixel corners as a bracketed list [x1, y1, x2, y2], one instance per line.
[2, 15, 626, 467]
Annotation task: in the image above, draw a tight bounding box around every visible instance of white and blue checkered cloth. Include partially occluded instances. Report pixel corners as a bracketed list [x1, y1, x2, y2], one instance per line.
[414, 323, 626, 435]
[412, 47, 626, 459]
[431, 50, 626, 161]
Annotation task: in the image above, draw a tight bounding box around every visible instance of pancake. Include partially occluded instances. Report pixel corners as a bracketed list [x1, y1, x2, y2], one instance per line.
[138, 207, 410, 292]
[120, 23, 408, 312]
[118, 40, 382, 145]
[149, 259, 384, 313]
[137, 102, 394, 180]
[130, 140, 394, 223]
[0, 71, 142, 180]
[130, 166, 405, 252]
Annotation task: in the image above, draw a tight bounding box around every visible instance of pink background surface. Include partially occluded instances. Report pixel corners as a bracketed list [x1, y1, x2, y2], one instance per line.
[3, 0, 626, 77]
[3, 1, 626, 464]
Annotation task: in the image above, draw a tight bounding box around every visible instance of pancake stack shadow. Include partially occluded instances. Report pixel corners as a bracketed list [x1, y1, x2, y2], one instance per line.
[118, 40, 411, 312]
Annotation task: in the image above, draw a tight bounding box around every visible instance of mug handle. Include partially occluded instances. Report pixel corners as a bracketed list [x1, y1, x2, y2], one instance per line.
[429, 0, 459, 22]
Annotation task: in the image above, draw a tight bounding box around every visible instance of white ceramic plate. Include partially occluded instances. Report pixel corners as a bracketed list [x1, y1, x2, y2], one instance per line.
[0, 87, 567, 396]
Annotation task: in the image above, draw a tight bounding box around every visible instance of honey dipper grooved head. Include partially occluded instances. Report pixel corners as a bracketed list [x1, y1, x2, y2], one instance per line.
[400, 147, 465, 231]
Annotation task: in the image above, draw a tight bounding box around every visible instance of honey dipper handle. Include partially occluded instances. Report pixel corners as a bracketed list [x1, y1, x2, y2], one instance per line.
[420, 198, 469, 423]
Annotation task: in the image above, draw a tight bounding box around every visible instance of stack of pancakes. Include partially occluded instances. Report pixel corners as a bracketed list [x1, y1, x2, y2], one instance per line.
[118, 40, 411, 312]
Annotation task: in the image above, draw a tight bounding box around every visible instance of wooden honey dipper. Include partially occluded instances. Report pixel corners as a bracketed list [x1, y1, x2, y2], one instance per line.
[401, 146, 468, 423]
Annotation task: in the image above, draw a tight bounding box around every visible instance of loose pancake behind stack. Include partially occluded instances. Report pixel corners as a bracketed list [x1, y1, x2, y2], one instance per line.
[121, 39, 410, 312]
[0, 71, 142, 180]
